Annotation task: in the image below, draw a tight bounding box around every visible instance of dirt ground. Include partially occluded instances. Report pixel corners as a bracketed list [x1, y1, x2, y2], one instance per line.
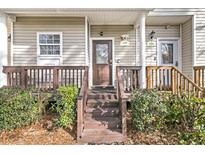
[0, 115, 179, 145]
[0, 115, 76, 145]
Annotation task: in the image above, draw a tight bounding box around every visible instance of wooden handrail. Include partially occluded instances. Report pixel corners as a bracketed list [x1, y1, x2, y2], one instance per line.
[3, 66, 86, 91]
[77, 66, 88, 140]
[147, 66, 203, 98]
[194, 66, 205, 89]
[116, 66, 127, 137]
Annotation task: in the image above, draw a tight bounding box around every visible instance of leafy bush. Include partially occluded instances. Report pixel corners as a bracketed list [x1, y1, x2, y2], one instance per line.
[0, 87, 49, 131]
[131, 89, 168, 131]
[52, 86, 78, 128]
[130, 89, 205, 144]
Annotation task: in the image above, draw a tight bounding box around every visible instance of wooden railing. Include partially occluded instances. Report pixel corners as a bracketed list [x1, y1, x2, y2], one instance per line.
[194, 66, 205, 89]
[116, 66, 127, 137]
[77, 67, 88, 140]
[3, 66, 86, 91]
[147, 66, 203, 97]
[117, 66, 141, 92]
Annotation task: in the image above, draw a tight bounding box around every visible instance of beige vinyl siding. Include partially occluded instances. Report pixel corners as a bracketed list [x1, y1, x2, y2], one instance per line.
[13, 17, 85, 66]
[145, 25, 180, 66]
[195, 12, 205, 66]
[182, 19, 193, 78]
[90, 25, 137, 66]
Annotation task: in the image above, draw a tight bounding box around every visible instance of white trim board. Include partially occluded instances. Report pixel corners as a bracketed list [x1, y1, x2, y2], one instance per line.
[85, 16, 88, 66]
[89, 37, 115, 88]
[192, 15, 196, 80]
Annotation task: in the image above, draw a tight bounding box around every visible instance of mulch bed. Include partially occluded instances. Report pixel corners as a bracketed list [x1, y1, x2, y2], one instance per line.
[0, 115, 76, 145]
[0, 115, 180, 145]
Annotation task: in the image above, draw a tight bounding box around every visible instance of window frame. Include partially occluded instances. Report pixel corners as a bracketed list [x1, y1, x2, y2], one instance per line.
[37, 32, 63, 57]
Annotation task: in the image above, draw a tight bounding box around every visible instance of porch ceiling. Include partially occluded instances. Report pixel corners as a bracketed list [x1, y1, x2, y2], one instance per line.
[1, 8, 152, 25]
[146, 16, 192, 25]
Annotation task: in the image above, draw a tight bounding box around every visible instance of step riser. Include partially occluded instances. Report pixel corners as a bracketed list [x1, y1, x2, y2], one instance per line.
[88, 95, 117, 100]
[84, 122, 121, 129]
[87, 102, 118, 108]
[86, 112, 119, 118]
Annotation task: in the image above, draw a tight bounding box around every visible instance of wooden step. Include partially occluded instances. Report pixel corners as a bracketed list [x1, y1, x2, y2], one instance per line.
[79, 129, 125, 144]
[88, 93, 117, 99]
[87, 99, 119, 108]
[84, 117, 121, 129]
[86, 107, 119, 117]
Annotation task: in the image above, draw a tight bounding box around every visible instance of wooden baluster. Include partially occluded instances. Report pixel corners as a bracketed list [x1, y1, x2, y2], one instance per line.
[80, 69, 82, 86]
[136, 70, 139, 88]
[126, 69, 128, 91]
[15, 72, 18, 86]
[77, 69, 79, 88]
[65, 69, 67, 86]
[20, 67, 26, 89]
[11, 72, 14, 86]
[134, 70, 137, 89]
[29, 69, 32, 87]
[131, 70, 133, 90]
[167, 69, 170, 90]
[188, 82, 190, 98]
[69, 69, 71, 85]
[45, 69, 48, 90]
[177, 71, 179, 95]
[152, 69, 154, 89]
[36, 69, 39, 88]
[7, 72, 11, 87]
[53, 67, 58, 90]
[61, 69, 63, 86]
[160, 69, 163, 91]
[180, 74, 182, 95]
[171, 68, 175, 94]
[155, 68, 158, 89]
[49, 69, 51, 90]
[73, 69, 75, 86]
[146, 67, 150, 89]
[41, 69, 44, 90]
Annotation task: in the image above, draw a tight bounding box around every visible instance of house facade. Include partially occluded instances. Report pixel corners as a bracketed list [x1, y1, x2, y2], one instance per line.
[0, 8, 205, 88]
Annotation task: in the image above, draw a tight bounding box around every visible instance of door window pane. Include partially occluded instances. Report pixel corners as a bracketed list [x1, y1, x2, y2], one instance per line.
[96, 44, 108, 64]
[161, 43, 173, 64]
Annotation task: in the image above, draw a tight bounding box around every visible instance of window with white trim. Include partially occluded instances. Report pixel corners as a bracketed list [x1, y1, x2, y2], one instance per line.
[37, 33, 62, 56]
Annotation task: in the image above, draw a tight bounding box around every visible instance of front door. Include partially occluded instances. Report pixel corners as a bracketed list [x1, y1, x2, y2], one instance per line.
[93, 40, 112, 85]
[157, 39, 179, 89]
[158, 39, 178, 67]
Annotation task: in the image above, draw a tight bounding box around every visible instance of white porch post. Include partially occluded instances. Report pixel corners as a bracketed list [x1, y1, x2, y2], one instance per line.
[0, 15, 8, 87]
[139, 14, 146, 89]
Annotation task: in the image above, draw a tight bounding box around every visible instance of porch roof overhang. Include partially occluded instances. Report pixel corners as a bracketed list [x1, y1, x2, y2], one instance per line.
[0, 8, 193, 25]
[0, 8, 152, 25]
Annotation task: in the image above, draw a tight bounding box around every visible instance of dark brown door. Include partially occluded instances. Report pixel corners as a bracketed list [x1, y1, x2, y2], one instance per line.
[93, 40, 112, 85]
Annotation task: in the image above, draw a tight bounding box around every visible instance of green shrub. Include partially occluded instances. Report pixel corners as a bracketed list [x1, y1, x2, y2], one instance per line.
[0, 87, 48, 131]
[130, 89, 205, 144]
[52, 86, 78, 128]
[131, 89, 168, 131]
[163, 95, 204, 130]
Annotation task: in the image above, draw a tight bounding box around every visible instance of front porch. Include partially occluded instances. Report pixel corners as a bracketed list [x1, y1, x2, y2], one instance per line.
[2, 64, 205, 143]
